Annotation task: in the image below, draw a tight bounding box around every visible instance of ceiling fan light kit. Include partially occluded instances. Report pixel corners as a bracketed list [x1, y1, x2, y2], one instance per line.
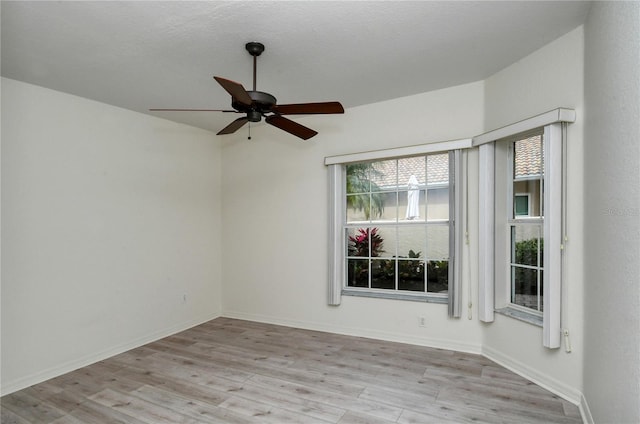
[151, 41, 344, 140]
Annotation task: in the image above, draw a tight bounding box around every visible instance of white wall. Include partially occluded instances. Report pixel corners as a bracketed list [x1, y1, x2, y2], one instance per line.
[482, 26, 585, 403]
[1, 78, 223, 394]
[583, 2, 640, 423]
[221, 82, 485, 352]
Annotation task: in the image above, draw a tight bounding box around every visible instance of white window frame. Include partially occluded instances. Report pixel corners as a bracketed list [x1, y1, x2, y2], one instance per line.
[475, 108, 574, 349]
[506, 130, 544, 316]
[326, 140, 470, 318]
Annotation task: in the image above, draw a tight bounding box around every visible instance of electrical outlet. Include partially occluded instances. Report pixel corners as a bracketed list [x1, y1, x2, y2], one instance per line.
[418, 316, 426, 327]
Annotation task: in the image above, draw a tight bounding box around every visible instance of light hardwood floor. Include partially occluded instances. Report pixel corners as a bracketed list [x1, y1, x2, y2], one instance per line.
[2, 317, 582, 423]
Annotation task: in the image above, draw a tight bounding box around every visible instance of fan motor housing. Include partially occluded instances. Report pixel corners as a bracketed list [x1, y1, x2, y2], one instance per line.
[232, 91, 277, 121]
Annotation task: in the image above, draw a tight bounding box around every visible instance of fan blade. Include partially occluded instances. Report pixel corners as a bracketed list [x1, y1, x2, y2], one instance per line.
[272, 102, 344, 115]
[265, 115, 318, 140]
[150, 108, 237, 112]
[213, 76, 252, 106]
[217, 117, 249, 135]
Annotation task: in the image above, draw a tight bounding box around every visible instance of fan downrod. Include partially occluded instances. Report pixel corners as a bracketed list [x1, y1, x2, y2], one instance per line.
[245, 42, 264, 57]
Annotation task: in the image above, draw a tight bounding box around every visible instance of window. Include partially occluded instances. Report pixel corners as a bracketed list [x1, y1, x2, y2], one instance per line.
[514, 194, 530, 216]
[508, 134, 544, 313]
[476, 110, 571, 349]
[326, 139, 469, 317]
[492, 126, 563, 342]
[344, 154, 451, 298]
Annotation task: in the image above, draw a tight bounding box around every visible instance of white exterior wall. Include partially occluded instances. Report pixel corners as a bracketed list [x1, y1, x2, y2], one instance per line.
[1, 78, 223, 394]
[583, 2, 640, 422]
[221, 82, 485, 353]
[482, 27, 585, 403]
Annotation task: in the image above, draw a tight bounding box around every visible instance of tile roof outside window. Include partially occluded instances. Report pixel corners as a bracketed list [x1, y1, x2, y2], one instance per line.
[515, 135, 543, 178]
[365, 136, 540, 190]
[371, 154, 449, 190]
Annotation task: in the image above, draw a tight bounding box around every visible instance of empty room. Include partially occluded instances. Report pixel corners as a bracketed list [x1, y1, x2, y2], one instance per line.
[1, 1, 638, 423]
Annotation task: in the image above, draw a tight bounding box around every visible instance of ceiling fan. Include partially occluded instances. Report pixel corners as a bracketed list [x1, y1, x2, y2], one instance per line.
[150, 42, 344, 140]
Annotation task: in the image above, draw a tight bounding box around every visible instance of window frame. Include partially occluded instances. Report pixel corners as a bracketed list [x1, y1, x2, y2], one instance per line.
[326, 140, 469, 318]
[507, 131, 545, 315]
[342, 153, 453, 303]
[476, 111, 570, 349]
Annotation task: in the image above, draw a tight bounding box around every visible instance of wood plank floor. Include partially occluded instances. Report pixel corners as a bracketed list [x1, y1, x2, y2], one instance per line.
[2, 317, 582, 423]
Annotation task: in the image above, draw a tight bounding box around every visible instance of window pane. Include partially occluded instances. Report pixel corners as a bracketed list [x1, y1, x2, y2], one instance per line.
[371, 259, 395, 289]
[375, 226, 396, 258]
[399, 157, 425, 221]
[400, 189, 424, 221]
[513, 135, 543, 219]
[347, 228, 366, 257]
[511, 225, 541, 267]
[399, 156, 426, 186]
[427, 260, 448, 293]
[513, 136, 542, 179]
[346, 163, 372, 194]
[397, 226, 425, 259]
[512, 266, 540, 311]
[513, 179, 541, 218]
[427, 154, 449, 185]
[398, 258, 425, 292]
[346, 194, 370, 222]
[370, 160, 397, 191]
[426, 225, 449, 293]
[345, 162, 387, 220]
[347, 259, 369, 287]
[374, 191, 398, 223]
[346, 191, 385, 221]
[512, 135, 544, 218]
[426, 225, 449, 260]
[427, 188, 449, 220]
[514, 194, 529, 216]
[347, 227, 385, 257]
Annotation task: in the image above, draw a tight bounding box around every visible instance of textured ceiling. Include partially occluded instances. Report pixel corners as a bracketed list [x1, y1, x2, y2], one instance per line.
[1, 1, 591, 134]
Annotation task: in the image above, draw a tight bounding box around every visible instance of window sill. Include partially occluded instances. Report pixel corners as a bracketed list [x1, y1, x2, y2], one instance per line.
[345, 219, 450, 226]
[495, 306, 543, 327]
[342, 288, 448, 304]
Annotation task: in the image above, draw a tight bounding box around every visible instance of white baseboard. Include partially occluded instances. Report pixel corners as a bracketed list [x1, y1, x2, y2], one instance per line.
[222, 310, 482, 355]
[579, 393, 594, 424]
[482, 344, 583, 405]
[0, 312, 221, 396]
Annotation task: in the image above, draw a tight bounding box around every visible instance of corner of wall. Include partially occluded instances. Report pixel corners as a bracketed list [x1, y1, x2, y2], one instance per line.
[582, 1, 640, 423]
[579, 393, 595, 424]
[479, 23, 586, 407]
